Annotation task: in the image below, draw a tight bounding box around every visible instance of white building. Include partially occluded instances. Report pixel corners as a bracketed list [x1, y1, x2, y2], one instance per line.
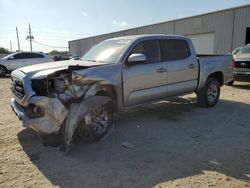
[69, 5, 250, 56]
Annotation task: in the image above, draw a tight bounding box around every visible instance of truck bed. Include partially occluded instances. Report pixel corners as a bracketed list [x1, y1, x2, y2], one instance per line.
[196, 54, 233, 90]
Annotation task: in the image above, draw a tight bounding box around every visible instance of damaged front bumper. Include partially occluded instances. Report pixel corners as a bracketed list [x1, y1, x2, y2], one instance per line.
[11, 96, 68, 134]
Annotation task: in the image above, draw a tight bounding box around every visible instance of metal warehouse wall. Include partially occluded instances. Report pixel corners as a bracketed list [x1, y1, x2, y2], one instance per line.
[233, 6, 250, 48]
[69, 5, 250, 56]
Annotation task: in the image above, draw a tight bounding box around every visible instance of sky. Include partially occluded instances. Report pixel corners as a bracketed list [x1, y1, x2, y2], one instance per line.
[0, 0, 250, 53]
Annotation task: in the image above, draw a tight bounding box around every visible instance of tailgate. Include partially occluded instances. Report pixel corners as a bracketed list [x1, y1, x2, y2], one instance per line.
[234, 60, 250, 72]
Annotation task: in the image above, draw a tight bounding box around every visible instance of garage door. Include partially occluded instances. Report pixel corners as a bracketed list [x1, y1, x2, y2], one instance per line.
[187, 33, 215, 54]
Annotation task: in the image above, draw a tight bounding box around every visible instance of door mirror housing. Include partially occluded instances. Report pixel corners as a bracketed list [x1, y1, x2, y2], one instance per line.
[8, 56, 14, 60]
[126, 53, 146, 65]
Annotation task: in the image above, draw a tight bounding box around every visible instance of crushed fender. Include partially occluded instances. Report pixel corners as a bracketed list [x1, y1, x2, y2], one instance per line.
[63, 96, 111, 153]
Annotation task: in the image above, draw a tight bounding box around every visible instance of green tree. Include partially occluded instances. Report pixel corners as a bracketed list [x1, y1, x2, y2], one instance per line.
[49, 50, 59, 55]
[0, 47, 9, 54]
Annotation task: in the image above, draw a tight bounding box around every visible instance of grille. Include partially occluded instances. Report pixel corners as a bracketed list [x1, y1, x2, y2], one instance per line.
[10, 77, 25, 99]
[235, 61, 250, 68]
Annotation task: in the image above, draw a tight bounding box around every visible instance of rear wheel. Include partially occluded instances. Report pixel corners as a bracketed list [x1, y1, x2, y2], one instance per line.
[0, 66, 7, 77]
[197, 77, 220, 107]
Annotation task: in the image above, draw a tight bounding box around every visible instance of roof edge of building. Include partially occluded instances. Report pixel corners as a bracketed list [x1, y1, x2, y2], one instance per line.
[68, 4, 250, 43]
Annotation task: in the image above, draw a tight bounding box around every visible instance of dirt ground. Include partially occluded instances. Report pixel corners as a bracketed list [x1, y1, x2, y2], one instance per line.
[0, 77, 250, 188]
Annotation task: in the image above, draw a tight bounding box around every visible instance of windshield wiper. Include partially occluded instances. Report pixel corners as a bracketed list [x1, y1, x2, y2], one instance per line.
[85, 59, 107, 63]
[85, 59, 97, 62]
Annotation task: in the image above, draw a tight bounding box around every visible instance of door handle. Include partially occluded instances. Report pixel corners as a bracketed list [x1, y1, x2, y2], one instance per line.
[188, 64, 195, 68]
[156, 68, 167, 73]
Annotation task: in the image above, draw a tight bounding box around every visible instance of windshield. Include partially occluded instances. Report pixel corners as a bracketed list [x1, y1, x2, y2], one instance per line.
[232, 47, 242, 55]
[82, 39, 132, 64]
[239, 46, 250, 54]
[2, 52, 17, 59]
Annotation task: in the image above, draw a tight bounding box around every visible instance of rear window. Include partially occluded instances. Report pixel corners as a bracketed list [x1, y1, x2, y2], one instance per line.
[161, 39, 191, 61]
[32, 53, 45, 58]
[239, 46, 250, 54]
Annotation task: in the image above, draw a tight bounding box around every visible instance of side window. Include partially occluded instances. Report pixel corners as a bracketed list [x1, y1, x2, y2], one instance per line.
[14, 53, 45, 59]
[131, 40, 161, 63]
[27, 53, 37, 58]
[13, 53, 29, 59]
[33, 53, 45, 58]
[25, 53, 40, 59]
[161, 39, 191, 61]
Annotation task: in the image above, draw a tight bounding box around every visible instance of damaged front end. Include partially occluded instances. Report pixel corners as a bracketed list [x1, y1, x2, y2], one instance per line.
[11, 66, 113, 151]
[11, 96, 68, 134]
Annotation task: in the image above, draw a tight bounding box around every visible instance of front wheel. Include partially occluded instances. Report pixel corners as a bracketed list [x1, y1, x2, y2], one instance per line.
[197, 77, 220, 107]
[0, 66, 7, 77]
[76, 105, 113, 142]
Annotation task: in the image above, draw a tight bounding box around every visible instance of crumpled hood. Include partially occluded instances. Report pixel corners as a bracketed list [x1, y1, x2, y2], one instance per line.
[17, 60, 108, 79]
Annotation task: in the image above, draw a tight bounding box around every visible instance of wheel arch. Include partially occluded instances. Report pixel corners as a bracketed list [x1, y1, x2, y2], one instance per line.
[0, 64, 8, 71]
[207, 71, 224, 86]
[0, 64, 8, 76]
[94, 84, 118, 112]
[197, 70, 224, 93]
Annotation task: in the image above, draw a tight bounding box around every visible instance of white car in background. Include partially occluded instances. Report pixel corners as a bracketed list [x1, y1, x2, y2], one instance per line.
[0, 52, 53, 77]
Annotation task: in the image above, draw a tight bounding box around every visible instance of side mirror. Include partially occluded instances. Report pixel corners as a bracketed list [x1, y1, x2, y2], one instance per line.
[126, 53, 146, 65]
[8, 56, 14, 60]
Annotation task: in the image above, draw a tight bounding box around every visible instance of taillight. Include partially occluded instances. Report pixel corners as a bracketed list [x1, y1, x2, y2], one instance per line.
[232, 59, 235, 67]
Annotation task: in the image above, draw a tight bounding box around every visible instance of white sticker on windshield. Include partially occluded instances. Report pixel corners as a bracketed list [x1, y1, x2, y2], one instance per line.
[117, 40, 131, 44]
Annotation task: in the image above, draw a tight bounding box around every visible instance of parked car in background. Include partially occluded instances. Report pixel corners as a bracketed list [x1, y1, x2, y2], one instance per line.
[69, 55, 81, 60]
[0, 52, 52, 77]
[52, 55, 62, 61]
[228, 44, 250, 85]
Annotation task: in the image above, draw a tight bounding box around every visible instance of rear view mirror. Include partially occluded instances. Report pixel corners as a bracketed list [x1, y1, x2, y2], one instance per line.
[126, 53, 146, 65]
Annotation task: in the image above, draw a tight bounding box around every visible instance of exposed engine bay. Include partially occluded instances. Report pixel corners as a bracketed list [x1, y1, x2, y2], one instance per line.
[32, 70, 89, 102]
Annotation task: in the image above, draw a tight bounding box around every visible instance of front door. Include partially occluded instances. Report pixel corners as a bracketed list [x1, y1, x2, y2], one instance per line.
[9, 53, 34, 70]
[123, 40, 168, 106]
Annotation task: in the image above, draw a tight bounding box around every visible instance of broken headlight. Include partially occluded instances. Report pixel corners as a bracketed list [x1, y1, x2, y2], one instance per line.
[25, 103, 45, 118]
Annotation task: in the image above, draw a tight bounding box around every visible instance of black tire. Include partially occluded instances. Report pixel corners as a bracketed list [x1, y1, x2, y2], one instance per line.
[226, 80, 234, 86]
[76, 104, 113, 142]
[0, 66, 7, 77]
[197, 77, 220, 107]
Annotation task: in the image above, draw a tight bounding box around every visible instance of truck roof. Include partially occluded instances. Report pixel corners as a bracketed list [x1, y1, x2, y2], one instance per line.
[107, 34, 188, 41]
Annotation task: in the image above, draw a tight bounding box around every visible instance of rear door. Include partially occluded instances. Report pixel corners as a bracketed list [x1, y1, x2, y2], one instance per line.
[160, 39, 198, 96]
[123, 39, 168, 106]
[29, 53, 47, 64]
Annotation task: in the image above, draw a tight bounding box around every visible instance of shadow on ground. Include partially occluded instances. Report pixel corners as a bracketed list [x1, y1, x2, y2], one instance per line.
[17, 96, 250, 188]
[232, 81, 250, 90]
[0, 74, 11, 79]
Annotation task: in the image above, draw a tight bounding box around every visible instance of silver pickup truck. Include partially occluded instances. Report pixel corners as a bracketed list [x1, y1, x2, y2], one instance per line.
[10, 35, 233, 149]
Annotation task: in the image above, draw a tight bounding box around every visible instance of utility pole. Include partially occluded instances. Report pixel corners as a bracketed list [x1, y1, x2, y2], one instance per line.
[28, 24, 32, 52]
[26, 24, 34, 52]
[16, 26, 20, 51]
[10, 40, 12, 52]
